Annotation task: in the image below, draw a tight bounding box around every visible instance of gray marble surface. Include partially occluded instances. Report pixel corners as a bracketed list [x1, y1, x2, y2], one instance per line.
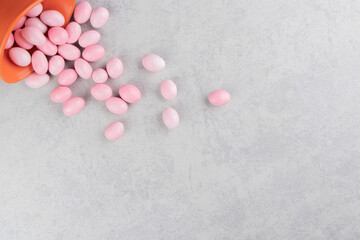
[1, 0, 360, 239]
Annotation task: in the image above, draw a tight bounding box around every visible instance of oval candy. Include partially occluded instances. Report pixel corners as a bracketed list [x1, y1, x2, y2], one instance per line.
[106, 57, 123, 78]
[48, 27, 68, 45]
[32, 50, 48, 74]
[74, 1, 92, 24]
[82, 45, 105, 62]
[58, 69, 78, 86]
[63, 97, 85, 116]
[25, 17, 48, 33]
[36, 37, 57, 56]
[24, 73, 50, 88]
[9, 47, 31, 67]
[74, 58, 93, 79]
[65, 22, 81, 44]
[90, 7, 109, 28]
[142, 54, 165, 72]
[48, 55, 65, 75]
[162, 107, 179, 129]
[161, 79, 177, 100]
[50, 86, 72, 103]
[208, 90, 231, 106]
[92, 68, 108, 83]
[105, 122, 124, 141]
[40, 10, 65, 27]
[119, 84, 141, 103]
[106, 97, 128, 115]
[78, 30, 100, 48]
[58, 44, 80, 61]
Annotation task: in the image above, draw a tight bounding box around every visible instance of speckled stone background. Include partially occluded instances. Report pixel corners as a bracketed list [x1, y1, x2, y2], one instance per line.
[1, 0, 360, 239]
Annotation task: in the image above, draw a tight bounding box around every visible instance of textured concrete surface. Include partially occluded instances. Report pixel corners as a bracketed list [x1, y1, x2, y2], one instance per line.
[1, 0, 360, 239]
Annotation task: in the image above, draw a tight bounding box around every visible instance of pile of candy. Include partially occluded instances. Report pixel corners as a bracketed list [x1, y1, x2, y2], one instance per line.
[4, 1, 231, 141]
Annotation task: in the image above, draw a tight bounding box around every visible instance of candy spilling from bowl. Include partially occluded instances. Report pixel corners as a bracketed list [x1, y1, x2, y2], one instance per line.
[3, 1, 231, 141]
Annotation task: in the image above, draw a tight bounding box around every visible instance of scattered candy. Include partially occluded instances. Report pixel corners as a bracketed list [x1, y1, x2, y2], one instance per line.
[161, 79, 177, 100]
[13, 16, 27, 31]
[48, 27, 69, 45]
[90, 7, 109, 28]
[92, 68, 108, 83]
[26, 3, 43, 17]
[82, 44, 105, 62]
[40, 10, 65, 27]
[105, 122, 124, 141]
[37, 37, 57, 56]
[9, 47, 31, 67]
[25, 17, 48, 33]
[31, 50, 48, 74]
[78, 30, 100, 48]
[208, 90, 231, 106]
[162, 107, 179, 129]
[74, 1, 92, 24]
[63, 97, 85, 116]
[142, 54, 165, 72]
[65, 22, 81, 44]
[74, 58, 93, 79]
[50, 86, 72, 103]
[58, 69, 78, 86]
[14, 29, 34, 50]
[106, 97, 128, 115]
[58, 44, 80, 60]
[106, 57, 123, 78]
[5, 33, 14, 49]
[119, 84, 141, 103]
[24, 73, 50, 88]
[48, 55, 65, 75]
[91, 83, 112, 101]
[21, 26, 46, 46]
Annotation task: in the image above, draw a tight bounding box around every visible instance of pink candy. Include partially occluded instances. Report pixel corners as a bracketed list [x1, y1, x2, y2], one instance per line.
[92, 68, 108, 83]
[5, 33, 14, 49]
[9, 47, 31, 67]
[37, 37, 57, 56]
[32, 50, 48, 74]
[163, 108, 179, 129]
[90, 7, 109, 28]
[21, 26, 46, 46]
[24, 73, 50, 88]
[63, 97, 85, 116]
[25, 17, 48, 34]
[58, 44, 80, 61]
[48, 55, 65, 75]
[58, 69, 78, 86]
[78, 30, 100, 48]
[65, 22, 81, 44]
[51, 86, 72, 103]
[105, 122, 124, 141]
[82, 45, 105, 62]
[26, 3, 43, 17]
[14, 29, 33, 50]
[74, 58, 93, 79]
[161, 79, 177, 100]
[106, 97, 128, 115]
[208, 90, 231, 106]
[91, 83, 112, 101]
[106, 58, 123, 78]
[40, 10, 65, 27]
[74, 1, 92, 24]
[142, 54, 165, 72]
[13, 16, 27, 31]
[48, 27, 69, 45]
[119, 84, 141, 103]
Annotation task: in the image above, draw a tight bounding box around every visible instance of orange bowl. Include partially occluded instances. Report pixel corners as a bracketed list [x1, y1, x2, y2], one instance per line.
[0, 0, 75, 84]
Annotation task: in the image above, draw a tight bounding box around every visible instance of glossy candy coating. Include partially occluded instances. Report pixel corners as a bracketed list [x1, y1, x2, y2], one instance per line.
[48, 55, 65, 75]
[74, 58, 92, 79]
[90, 7, 109, 28]
[5, 33, 14, 49]
[74, 1, 92, 24]
[91, 83, 112, 101]
[14, 29, 33, 50]
[82, 45, 105, 62]
[32, 50, 48, 74]
[106, 58, 123, 78]
[50, 86, 72, 103]
[9, 47, 31, 67]
[40, 10, 65, 27]
[119, 84, 141, 103]
[58, 69, 78, 86]
[65, 22, 81, 44]
[208, 90, 231, 106]
[161, 79, 177, 100]
[78, 30, 100, 48]
[24, 73, 49, 88]
[105, 122, 124, 141]
[25, 17, 48, 33]
[142, 54, 165, 72]
[92, 68, 108, 83]
[106, 97, 128, 115]
[26, 3, 43, 17]
[58, 44, 80, 60]
[63, 97, 85, 116]
[48, 27, 69, 45]
[162, 107, 179, 129]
